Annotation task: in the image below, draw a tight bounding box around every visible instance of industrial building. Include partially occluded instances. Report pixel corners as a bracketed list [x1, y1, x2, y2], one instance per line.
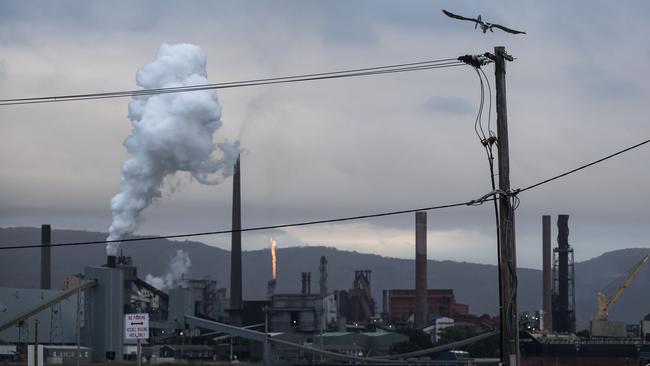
[0, 287, 79, 345]
[0, 238, 232, 363]
[0, 163, 506, 364]
[0, 203, 504, 365]
[335, 270, 376, 326]
[0, 345, 17, 362]
[423, 316, 455, 343]
[383, 288, 470, 324]
[269, 293, 323, 333]
[0, 226, 407, 363]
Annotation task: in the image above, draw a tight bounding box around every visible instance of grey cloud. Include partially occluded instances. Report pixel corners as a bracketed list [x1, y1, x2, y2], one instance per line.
[0, 0, 480, 46]
[0, 1, 166, 43]
[1, 1, 649, 267]
[423, 95, 474, 115]
[567, 63, 641, 100]
[0, 60, 6, 83]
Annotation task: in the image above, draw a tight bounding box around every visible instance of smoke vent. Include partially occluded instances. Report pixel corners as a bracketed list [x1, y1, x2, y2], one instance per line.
[382, 289, 389, 322]
[319, 256, 328, 297]
[552, 214, 576, 332]
[230, 156, 242, 312]
[107, 255, 117, 268]
[415, 211, 428, 329]
[267, 279, 276, 299]
[301, 272, 312, 295]
[40, 224, 51, 289]
[542, 215, 552, 331]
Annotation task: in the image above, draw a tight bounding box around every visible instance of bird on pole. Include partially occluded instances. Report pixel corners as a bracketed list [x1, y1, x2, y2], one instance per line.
[442, 10, 526, 34]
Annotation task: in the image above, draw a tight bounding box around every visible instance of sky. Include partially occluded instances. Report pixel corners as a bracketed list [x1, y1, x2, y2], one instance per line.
[0, 0, 649, 269]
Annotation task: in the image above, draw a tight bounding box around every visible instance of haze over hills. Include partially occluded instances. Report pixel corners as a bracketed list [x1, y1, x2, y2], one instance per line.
[1, 227, 648, 328]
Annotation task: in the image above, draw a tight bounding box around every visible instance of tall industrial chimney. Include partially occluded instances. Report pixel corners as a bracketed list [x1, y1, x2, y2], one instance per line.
[40, 224, 51, 289]
[319, 256, 328, 297]
[301, 272, 308, 295]
[307, 272, 311, 294]
[542, 215, 552, 331]
[382, 289, 389, 323]
[230, 156, 243, 315]
[267, 279, 276, 299]
[106, 255, 117, 268]
[415, 211, 428, 329]
[552, 214, 575, 332]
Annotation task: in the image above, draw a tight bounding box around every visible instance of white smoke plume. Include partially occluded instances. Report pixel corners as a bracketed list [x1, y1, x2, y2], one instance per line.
[145, 249, 192, 290]
[107, 43, 239, 255]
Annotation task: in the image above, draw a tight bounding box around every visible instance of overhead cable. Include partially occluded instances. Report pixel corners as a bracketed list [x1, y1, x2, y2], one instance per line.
[0, 58, 464, 106]
[0, 138, 648, 251]
[0, 199, 480, 250]
[0, 139, 650, 250]
[517, 138, 650, 194]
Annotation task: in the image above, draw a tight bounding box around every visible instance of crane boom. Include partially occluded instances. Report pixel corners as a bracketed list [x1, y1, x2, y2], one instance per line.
[597, 254, 650, 321]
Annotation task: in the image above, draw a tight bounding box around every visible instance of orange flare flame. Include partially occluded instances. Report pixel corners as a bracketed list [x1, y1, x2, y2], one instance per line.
[270, 238, 277, 279]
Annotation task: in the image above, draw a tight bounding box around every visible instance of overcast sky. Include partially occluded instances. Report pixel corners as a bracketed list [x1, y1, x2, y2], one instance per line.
[1, 1, 648, 269]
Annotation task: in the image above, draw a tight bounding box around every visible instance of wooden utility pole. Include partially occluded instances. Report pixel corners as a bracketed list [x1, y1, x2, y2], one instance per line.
[136, 338, 142, 366]
[494, 46, 520, 366]
[76, 287, 81, 366]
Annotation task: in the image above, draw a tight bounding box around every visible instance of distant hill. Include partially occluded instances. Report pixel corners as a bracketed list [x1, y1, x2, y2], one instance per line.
[1, 227, 648, 329]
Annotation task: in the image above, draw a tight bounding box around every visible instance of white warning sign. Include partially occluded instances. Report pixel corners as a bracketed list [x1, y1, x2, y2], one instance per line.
[124, 313, 149, 340]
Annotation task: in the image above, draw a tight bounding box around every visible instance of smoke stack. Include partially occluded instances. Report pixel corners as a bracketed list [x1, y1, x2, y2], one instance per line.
[230, 156, 242, 312]
[107, 255, 116, 268]
[40, 225, 51, 289]
[415, 211, 428, 329]
[301, 272, 307, 294]
[557, 214, 570, 329]
[552, 214, 575, 332]
[319, 256, 328, 297]
[382, 289, 389, 322]
[267, 279, 276, 299]
[542, 215, 552, 331]
[301, 272, 311, 295]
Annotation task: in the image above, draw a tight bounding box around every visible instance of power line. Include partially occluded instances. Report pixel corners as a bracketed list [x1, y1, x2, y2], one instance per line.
[0, 58, 464, 106]
[0, 200, 478, 251]
[517, 138, 650, 193]
[0, 138, 648, 251]
[2, 62, 465, 105]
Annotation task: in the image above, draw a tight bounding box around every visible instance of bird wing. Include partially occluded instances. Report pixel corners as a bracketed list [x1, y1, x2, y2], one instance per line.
[442, 10, 479, 23]
[490, 23, 526, 34]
